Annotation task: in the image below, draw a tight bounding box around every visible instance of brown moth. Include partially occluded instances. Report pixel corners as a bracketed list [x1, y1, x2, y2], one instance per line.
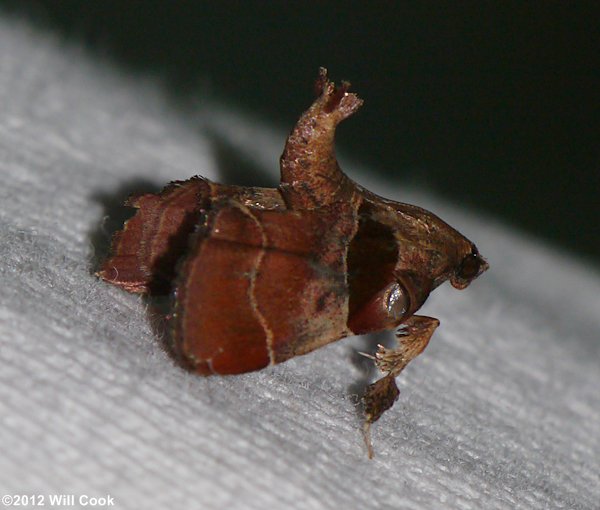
[98, 68, 488, 457]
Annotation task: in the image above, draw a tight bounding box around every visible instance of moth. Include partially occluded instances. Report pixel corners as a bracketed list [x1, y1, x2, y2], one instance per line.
[98, 68, 488, 457]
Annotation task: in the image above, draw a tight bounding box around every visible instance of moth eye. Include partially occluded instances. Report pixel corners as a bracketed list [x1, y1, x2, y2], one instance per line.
[385, 282, 409, 320]
[458, 253, 482, 280]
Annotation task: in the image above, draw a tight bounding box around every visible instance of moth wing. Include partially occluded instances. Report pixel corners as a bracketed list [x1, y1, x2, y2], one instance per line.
[172, 201, 356, 375]
[97, 177, 211, 294]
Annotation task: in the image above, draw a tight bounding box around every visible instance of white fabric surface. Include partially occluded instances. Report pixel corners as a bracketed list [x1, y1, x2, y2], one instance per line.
[1, 18, 599, 510]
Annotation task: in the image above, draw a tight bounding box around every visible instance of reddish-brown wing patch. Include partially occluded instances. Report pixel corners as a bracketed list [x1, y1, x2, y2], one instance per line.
[172, 201, 356, 375]
[97, 177, 210, 294]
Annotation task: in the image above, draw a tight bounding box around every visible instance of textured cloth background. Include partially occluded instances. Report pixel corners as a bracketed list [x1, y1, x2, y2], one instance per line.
[1, 18, 599, 510]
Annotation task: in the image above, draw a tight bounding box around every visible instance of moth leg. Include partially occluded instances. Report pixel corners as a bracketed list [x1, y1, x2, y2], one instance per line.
[279, 67, 363, 209]
[362, 315, 440, 458]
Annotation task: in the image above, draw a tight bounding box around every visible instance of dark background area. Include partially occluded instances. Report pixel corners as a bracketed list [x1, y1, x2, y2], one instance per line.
[4, 2, 599, 264]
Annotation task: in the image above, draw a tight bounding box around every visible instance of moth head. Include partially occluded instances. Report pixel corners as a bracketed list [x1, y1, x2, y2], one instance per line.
[450, 245, 489, 290]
